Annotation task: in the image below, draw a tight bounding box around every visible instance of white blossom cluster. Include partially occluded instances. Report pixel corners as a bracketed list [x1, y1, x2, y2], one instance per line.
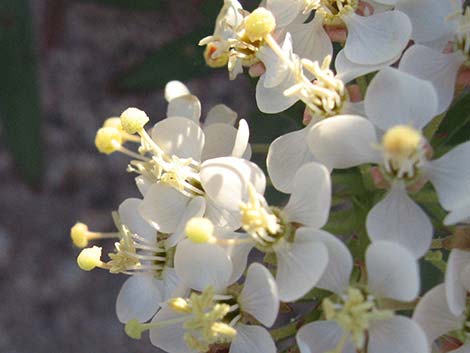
[70, 0, 470, 352]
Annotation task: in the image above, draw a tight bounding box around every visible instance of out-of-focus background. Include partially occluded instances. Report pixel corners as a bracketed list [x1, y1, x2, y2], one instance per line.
[0, 1, 286, 352]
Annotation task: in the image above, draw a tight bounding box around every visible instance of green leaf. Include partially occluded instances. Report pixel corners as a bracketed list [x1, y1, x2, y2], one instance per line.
[76, 0, 165, 11]
[0, 0, 42, 185]
[432, 92, 470, 153]
[113, 27, 213, 92]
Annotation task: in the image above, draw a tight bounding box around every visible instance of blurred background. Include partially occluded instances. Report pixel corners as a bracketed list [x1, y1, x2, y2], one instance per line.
[0, 0, 284, 351]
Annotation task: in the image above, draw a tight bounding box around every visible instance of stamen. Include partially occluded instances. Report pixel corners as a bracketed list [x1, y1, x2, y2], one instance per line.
[70, 222, 120, 248]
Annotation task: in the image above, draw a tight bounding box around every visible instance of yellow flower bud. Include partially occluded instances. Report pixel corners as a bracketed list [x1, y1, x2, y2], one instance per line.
[95, 127, 122, 154]
[244, 8, 276, 42]
[70, 222, 89, 248]
[382, 125, 421, 159]
[77, 246, 102, 271]
[120, 107, 149, 134]
[185, 217, 214, 243]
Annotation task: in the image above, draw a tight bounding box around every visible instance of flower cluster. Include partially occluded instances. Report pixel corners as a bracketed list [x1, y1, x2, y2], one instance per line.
[70, 1, 470, 353]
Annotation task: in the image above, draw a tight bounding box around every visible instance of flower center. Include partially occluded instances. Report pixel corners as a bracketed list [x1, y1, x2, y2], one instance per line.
[306, 0, 358, 25]
[380, 125, 424, 180]
[453, 7, 470, 61]
[323, 287, 393, 351]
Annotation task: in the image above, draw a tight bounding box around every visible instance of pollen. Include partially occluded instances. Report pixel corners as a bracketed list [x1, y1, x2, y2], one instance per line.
[382, 125, 422, 160]
[120, 107, 149, 134]
[95, 127, 122, 154]
[244, 8, 276, 42]
[77, 246, 103, 271]
[185, 217, 214, 244]
[70, 222, 90, 248]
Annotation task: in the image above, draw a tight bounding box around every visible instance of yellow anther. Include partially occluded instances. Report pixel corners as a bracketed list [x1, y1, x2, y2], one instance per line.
[204, 42, 229, 68]
[77, 246, 103, 271]
[211, 322, 237, 338]
[70, 222, 90, 248]
[169, 297, 192, 313]
[244, 8, 276, 42]
[185, 217, 214, 244]
[125, 319, 144, 340]
[95, 127, 122, 154]
[120, 107, 149, 134]
[103, 117, 123, 130]
[382, 125, 422, 160]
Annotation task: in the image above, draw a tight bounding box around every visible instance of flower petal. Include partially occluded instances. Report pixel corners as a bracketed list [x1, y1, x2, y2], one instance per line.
[119, 198, 156, 244]
[368, 316, 429, 353]
[423, 142, 470, 211]
[239, 263, 279, 327]
[413, 284, 464, 345]
[314, 231, 353, 295]
[151, 116, 205, 160]
[116, 275, 163, 323]
[307, 114, 380, 169]
[399, 45, 464, 114]
[445, 249, 470, 316]
[365, 67, 438, 130]
[297, 320, 356, 353]
[149, 306, 192, 353]
[165, 196, 206, 248]
[267, 126, 316, 193]
[444, 204, 470, 226]
[139, 183, 190, 234]
[366, 183, 433, 258]
[164, 80, 190, 102]
[202, 123, 239, 161]
[230, 324, 276, 353]
[204, 104, 238, 126]
[366, 241, 419, 301]
[231, 119, 250, 159]
[266, 0, 303, 28]
[343, 11, 411, 65]
[205, 198, 241, 230]
[174, 239, 233, 292]
[256, 69, 299, 113]
[200, 157, 266, 211]
[167, 94, 201, 122]
[283, 162, 331, 228]
[217, 231, 254, 284]
[274, 229, 329, 302]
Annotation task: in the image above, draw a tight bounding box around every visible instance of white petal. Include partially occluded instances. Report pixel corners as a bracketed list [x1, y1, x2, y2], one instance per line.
[202, 123, 239, 161]
[307, 115, 380, 169]
[283, 162, 331, 228]
[423, 142, 470, 211]
[266, 0, 303, 28]
[139, 183, 190, 234]
[151, 117, 205, 160]
[162, 267, 181, 300]
[444, 204, 470, 226]
[335, 49, 399, 83]
[365, 67, 438, 130]
[205, 198, 241, 230]
[343, 11, 411, 65]
[373, 0, 397, 5]
[118, 198, 156, 244]
[165, 196, 206, 248]
[200, 157, 266, 211]
[288, 14, 333, 64]
[174, 239, 232, 292]
[297, 320, 356, 353]
[368, 316, 429, 353]
[239, 263, 279, 327]
[413, 284, 464, 345]
[231, 119, 250, 158]
[257, 37, 290, 88]
[167, 94, 201, 122]
[116, 275, 163, 323]
[204, 104, 238, 126]
[230, 324, 276, 353]
[399, 45, 464, 114]
[149, 306, 192, 353]
[342, 100, 365, 116]
[366, 241, 419, 301]
[218, 232, 254, 283]
[396, 0, 457, 44]
[445, 249, 470, 316]
[164, 80, 190, 102]
[267, 126, 316, 193]
[314, 231, 353, 295]
[135, 175, 151, 196]
[274, 230, 329, 301]
[366, 183, 433, 258]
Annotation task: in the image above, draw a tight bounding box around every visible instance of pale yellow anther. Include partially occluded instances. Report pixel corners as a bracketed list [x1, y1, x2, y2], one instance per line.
[169, 297, 192, 313]
[103, 117, 123, 130]
[211, 322, 237, 338]
[382, 125, 422, 159]
[120, 107, 149, 134]
[95, 127, 122, 154]
[185, 217, 214, 244]
[125, 319, 144, 340]
[77, 246, 103, 271]
[244, 8, 276, 42]
[70, 222, 90, 248]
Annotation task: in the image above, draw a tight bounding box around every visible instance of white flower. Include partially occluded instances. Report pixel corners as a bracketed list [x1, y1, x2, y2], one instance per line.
[297, 241, 427, 353]
[147, 263, 279, 353]
[307, 66, 470, 258]
[445, 249, 470, 316]
[413, 284, 470, 352]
